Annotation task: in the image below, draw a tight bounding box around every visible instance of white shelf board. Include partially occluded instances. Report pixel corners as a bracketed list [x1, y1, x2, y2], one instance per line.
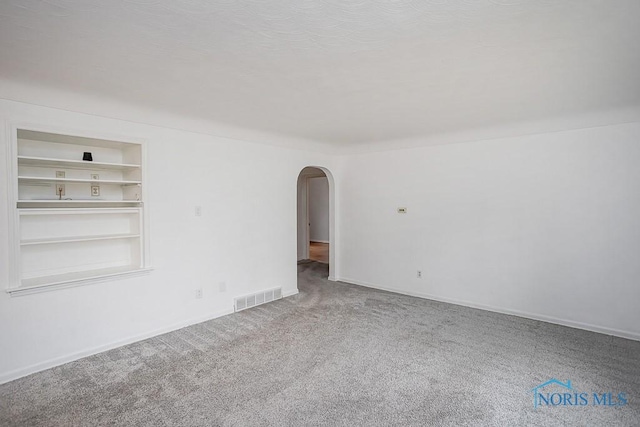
[10, 266, 153, 295]
[18, 176, 141, 185]
[18, 129, 139, 150]
[18, 155, 140, 170]
[19, 207, 142, 215]
[21, 234, 140, 246]
[17, 200, 142, 208]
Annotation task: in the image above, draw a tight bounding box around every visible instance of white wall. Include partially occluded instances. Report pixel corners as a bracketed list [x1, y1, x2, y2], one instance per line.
[308, 177, 329, 243]
[337, 122, 640, 340]
[296, 176, 308, 261]
[1, 89, 638, 386]
[0, 98, 335, 383]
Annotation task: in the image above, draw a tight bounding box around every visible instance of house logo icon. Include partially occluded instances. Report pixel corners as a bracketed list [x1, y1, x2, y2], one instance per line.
[531, 379, 573, 409]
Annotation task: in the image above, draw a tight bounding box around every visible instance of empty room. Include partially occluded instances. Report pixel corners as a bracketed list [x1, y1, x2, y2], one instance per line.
[1, 1, 639, 426]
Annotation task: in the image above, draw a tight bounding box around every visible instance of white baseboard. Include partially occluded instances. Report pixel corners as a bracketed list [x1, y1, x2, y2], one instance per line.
[0, 307, 234, 385]
[310, 240, 329, 244]
[337, 277, 640, 342]
[283, 288, 299, 298]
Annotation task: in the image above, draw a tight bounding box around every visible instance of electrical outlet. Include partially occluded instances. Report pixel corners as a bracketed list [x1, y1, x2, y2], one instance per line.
[195, 288, 203, 299]
[195, 206, 202, 216]
[91, 173, 99, 180]
[417, 270, 422, 278]
[219, 281, 227, 292]
[91, 185, 100, 197]
[398, 207, 407, 214]
[55, 171, 65, 178]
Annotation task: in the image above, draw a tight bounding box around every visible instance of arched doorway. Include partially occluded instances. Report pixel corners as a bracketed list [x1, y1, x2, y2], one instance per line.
[297, 166, 335, 280]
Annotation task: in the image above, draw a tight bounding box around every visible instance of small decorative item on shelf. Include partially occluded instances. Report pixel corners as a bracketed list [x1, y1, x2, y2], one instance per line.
[82, 152, 93, 161]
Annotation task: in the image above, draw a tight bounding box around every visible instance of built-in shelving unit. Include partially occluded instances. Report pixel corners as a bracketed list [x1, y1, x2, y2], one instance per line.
[6, 127, 151, 295]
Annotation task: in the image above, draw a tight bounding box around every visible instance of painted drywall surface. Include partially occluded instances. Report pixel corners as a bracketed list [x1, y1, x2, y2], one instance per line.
[338, 122, 640, 338]
[0, 98, 334, 382]
[296, 176, 308, 260]
[308, 177, 329, 243]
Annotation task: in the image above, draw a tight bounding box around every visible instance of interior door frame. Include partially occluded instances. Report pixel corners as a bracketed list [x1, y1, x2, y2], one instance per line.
[303, 176, 311, 260]
[297, 166, 336, 280]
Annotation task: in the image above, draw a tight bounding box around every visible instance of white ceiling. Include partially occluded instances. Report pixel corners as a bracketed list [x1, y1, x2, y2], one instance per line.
[1, 0, 639, 147]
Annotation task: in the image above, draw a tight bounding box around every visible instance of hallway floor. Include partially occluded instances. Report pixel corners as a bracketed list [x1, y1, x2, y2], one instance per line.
[309, 241, 328, 263]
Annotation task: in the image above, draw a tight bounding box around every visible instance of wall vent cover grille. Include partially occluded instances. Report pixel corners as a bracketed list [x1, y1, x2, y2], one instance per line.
[234, 287, 282, 312]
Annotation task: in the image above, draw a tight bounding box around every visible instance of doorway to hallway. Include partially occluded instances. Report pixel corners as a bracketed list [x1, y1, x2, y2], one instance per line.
[297, 166, 335, 277]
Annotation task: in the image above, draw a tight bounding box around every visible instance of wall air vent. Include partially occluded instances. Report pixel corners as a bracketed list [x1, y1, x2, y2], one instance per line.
[234, 287, 282, 312]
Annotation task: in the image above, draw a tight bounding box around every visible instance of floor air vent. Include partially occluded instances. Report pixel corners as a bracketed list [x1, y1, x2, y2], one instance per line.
[234, 287, 282, 312]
